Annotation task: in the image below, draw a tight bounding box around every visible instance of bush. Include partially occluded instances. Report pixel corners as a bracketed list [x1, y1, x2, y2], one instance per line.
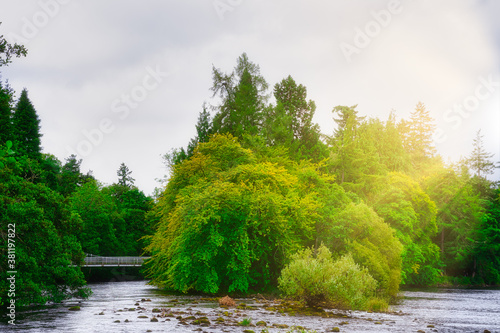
[278, 245, 377, 309]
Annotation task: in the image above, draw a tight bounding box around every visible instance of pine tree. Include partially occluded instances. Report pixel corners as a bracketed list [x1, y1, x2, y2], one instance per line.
[187, 105, 213, 156]
[468, 129, 495, 179]
[12, 88, 42, 160]
[407, 102, 436, 160]
[117, 162, 135, 187]
[211, 53, 268, 138]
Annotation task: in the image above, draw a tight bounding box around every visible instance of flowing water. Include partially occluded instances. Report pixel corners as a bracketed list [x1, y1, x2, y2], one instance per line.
[2, 281, 499, 332]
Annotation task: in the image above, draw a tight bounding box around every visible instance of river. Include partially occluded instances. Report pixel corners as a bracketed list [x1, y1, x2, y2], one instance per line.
[2, 281, 499, 332]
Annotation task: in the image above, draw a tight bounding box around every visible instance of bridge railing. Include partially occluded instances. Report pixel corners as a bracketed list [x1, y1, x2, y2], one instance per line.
[81, 255, 150, 267]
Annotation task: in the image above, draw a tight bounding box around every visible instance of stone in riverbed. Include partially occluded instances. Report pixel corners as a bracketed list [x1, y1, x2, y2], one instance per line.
[68, 306, 81, 311]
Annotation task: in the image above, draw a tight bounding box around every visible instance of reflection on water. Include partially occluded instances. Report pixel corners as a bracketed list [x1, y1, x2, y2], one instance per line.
[2, 281, 500, 332]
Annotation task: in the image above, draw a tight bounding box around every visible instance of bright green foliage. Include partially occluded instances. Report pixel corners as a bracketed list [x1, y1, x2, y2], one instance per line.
[102, 184, 154, 255]
[278, 245, 377, 309]
[58, 154, 85, 196]
[371, 172, 440, 285]
[146, 134, 319, 293]
[323, 202, 403, 297]
[12, 89, 42, 160]
[69, 180, 153, 257]
[69, 181, 123, 256]
[0, 157, 89, 307]
[399, 102, 436, 173]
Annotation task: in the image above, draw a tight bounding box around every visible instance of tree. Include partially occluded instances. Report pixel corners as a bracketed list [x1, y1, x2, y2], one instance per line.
[117, 162, 135, 188]
[330, 105, 365, 184]
[211, 53, 268, 138]
[400, 102, 436, 169]
[0, 153, 89, 307]
[0, 80, 14, 145]
[264, 75, 325, 161]
[12, 88, 42, 160]
[0, 22, 27, 67]
[69, 180, 123, 256]
[468, 129, 495, 179]
[58, 155, 83, 196]
[146, 134, 319, 293]
[370, 172, 440, 286]
[187, 104, 213, 156]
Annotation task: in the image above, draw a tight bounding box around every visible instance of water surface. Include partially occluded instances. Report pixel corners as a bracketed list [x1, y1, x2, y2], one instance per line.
[3, 281, 499, 332]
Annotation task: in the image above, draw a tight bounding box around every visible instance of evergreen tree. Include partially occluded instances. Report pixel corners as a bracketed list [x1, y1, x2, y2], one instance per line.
[403, 102, 436, 166]
[211, 53, 268, 138]
[117, 162, 135, 187]
[468, 129, 495, 179]
[187, 104, 213, 156]
[58, 154, 83, 196]
[265, 75, 325, 161]
[12, 88, 42, 160]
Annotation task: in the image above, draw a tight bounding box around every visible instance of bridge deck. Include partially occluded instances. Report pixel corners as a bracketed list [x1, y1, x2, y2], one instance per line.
[79, 256, 150, 267]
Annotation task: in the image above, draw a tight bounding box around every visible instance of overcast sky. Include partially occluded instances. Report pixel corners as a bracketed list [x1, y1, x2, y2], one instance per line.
[2, 0, 499, 195]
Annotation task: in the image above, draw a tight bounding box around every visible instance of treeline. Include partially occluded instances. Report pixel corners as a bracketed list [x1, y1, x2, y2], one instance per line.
[146, 53, 500, 308]
[0, 34, 154, 307]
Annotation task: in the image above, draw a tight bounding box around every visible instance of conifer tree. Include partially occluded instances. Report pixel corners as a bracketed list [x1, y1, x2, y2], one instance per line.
[12, 88, 42, 160]
[468, 129, 495, 179]
[211, 53, 268, 138]
[405, 102, 436, 162]
[117, 162, 135, 187]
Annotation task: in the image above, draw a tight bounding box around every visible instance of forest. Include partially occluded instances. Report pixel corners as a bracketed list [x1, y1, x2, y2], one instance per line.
[1, 34, 499, 311]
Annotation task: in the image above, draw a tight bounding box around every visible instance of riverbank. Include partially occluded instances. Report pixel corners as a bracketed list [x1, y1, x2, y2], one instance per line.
[3, 281, 500, 332]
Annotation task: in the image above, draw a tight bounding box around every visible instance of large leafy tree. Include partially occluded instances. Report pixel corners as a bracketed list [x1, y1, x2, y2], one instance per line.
[0, 153, 88, 307]
[370, 172, 440, 285]
[12, 88, 42, 160]
[146, 134, 319, 293]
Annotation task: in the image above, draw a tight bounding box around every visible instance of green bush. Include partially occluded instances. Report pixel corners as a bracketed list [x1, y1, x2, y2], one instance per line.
[278, 245, 377, 309]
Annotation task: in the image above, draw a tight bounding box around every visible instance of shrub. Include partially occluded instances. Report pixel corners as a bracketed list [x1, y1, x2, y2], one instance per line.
[278, 245, 377, 309]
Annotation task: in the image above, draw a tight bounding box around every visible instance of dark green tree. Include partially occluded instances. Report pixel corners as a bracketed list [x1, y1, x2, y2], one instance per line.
[187, 104, 213, 156]
[12, 88, 42, 160]
[211, 53, 268, 138]
[117, 162, 135, 188]
[58, 154, 83, 196]
[0, 80, 14, 145]
[265, 76, 325, 161]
